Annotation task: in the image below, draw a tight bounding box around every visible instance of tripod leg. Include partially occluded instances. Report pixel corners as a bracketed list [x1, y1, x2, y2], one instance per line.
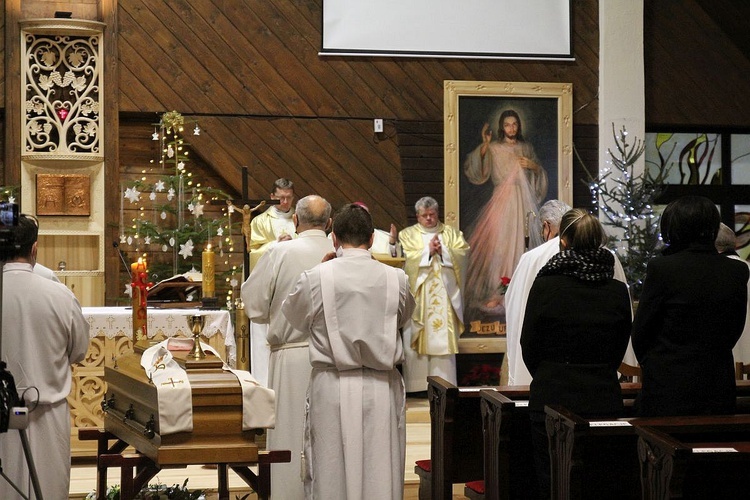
[18, 429, 43, 500]
[0, 464, 30, 500]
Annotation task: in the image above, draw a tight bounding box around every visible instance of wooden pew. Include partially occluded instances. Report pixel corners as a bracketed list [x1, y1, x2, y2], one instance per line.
[478, 383, 639, 500]
[636, 417, 750, 499]
[418, 376, 490, 500]
[479, 388, 535, 500]
[417, 377, 643, 500]
[545, 394, 750, 500]
[545, 405, 641, 500]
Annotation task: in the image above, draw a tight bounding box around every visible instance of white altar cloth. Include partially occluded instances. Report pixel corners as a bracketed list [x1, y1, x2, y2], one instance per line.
[82, 307, 236, 366]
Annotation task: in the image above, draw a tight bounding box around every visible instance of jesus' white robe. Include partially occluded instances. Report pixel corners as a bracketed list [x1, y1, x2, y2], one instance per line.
[247, 206, 296, 387]
[0, 263, 90, 499]
[282, 248, 415, 500]
[505, 237, 635, 385]
[241, 229, 333, 500]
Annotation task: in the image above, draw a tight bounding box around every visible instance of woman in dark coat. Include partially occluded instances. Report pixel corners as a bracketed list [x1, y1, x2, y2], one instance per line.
[521, 209, 632, 498]
[633, 195, 749, 417]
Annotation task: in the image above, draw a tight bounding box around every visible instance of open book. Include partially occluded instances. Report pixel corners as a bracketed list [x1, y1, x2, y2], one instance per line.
[148, 274, 201, 305]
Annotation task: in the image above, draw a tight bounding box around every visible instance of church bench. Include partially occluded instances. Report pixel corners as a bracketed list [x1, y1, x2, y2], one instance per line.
[418, 378, 636, 500]
[636, 418, 750, 499]
[545, 405, 750, 500]
[479, 389, 534, 500]
[545, 405, 642, 499]
[417, 376, 489, 500]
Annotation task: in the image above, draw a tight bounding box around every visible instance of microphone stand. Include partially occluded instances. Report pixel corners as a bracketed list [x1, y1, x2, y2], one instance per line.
[0, 260, 44, 500]
[113, 241, 132, 281]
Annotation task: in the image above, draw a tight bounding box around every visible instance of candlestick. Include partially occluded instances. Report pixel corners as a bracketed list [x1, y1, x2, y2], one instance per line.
[202, 244, 215, 298]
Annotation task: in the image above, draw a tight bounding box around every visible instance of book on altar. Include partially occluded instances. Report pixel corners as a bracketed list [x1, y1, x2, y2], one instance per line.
[148, 270, 202, 305]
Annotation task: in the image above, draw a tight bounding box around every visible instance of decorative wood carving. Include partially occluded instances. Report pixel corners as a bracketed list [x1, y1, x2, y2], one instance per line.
[21, 20, 104, 159]
[36, 173, 90, 215]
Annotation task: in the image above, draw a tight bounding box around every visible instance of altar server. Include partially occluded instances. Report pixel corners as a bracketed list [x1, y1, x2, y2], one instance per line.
[241, 195, 333, 500]
[0, 215, 90, 499]
[283, 203, 415, 500]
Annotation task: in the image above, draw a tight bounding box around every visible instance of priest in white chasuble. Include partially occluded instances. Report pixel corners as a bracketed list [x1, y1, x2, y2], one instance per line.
[283, 204, 415, 500]
[399, 196, 469, 392]
[0, 215, 90, 499]
[247, 178, 296, 387]
[241, 195, 333, 500]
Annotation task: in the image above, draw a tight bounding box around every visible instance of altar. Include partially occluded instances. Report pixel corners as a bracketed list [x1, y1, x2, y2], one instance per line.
[69, 307, 236, 460]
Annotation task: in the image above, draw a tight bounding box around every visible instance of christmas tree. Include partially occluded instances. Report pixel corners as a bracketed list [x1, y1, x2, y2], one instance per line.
[590, 124, 669, 299]
[121, 111, 240, 305]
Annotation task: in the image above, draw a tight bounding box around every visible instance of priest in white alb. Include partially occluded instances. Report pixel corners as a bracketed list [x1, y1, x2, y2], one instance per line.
[241, 194, 333, 499]
[283, 203, 415, 500]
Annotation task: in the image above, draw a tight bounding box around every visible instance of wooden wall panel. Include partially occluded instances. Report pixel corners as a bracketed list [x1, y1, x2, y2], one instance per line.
[113, 0, 600, 252]
[117, 0, 601, 123]
[645, 1, 750, 126]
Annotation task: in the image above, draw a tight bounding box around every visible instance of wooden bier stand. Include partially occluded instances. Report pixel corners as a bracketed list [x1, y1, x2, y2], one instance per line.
[89, 341, 290, 499]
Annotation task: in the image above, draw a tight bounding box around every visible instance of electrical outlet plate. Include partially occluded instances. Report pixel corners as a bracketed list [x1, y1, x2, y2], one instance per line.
[374, 119, 384, 133]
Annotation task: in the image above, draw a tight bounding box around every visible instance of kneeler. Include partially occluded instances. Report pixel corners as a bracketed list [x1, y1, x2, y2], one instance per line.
[414, 459, 431, 500]
[464, 479, 485, 500]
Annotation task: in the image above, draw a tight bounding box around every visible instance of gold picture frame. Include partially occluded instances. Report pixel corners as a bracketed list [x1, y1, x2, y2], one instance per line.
[443, 80, 573, 353]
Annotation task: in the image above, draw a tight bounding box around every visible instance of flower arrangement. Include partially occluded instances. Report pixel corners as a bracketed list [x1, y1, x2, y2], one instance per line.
[86, 479, 206, 500]
[459, 363, 502, 387]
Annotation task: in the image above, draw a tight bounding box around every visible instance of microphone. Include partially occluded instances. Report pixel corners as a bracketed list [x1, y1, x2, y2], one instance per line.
[113, 241, 132, 280]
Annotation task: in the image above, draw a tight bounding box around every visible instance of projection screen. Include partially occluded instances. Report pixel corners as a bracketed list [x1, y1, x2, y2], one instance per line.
[321, 0, 572, 60]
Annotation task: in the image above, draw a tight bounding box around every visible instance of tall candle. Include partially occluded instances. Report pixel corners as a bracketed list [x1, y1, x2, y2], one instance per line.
[131, 257, 149, 341]
[202, 245, 215, 298]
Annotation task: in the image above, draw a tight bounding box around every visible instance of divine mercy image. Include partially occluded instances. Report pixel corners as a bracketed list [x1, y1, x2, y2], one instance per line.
[458, 97, 559, 327]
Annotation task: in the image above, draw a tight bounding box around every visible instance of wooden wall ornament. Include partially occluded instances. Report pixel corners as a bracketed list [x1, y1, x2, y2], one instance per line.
[21, 19, 105, 161]
[36, 173, 91, 215]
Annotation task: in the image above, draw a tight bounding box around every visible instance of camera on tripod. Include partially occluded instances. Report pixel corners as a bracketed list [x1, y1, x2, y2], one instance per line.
[0, 201, 28, 432]
[0, 201, 20, 261]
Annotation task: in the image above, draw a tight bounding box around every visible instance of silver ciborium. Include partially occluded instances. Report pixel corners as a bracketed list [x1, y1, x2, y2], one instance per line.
[187, 314, 206, 359]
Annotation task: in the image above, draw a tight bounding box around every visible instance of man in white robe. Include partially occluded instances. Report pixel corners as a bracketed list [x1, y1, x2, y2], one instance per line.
[241, 195, 333, 500]
[399, 196, 469, 392]
[0, 215, 90, 499]
[505, 201, 633, 385]
[715, 223, 750, 365]
[283, 204, 415, 500]
[32, 262, 61, 282]
[247, 178, 296, 387]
